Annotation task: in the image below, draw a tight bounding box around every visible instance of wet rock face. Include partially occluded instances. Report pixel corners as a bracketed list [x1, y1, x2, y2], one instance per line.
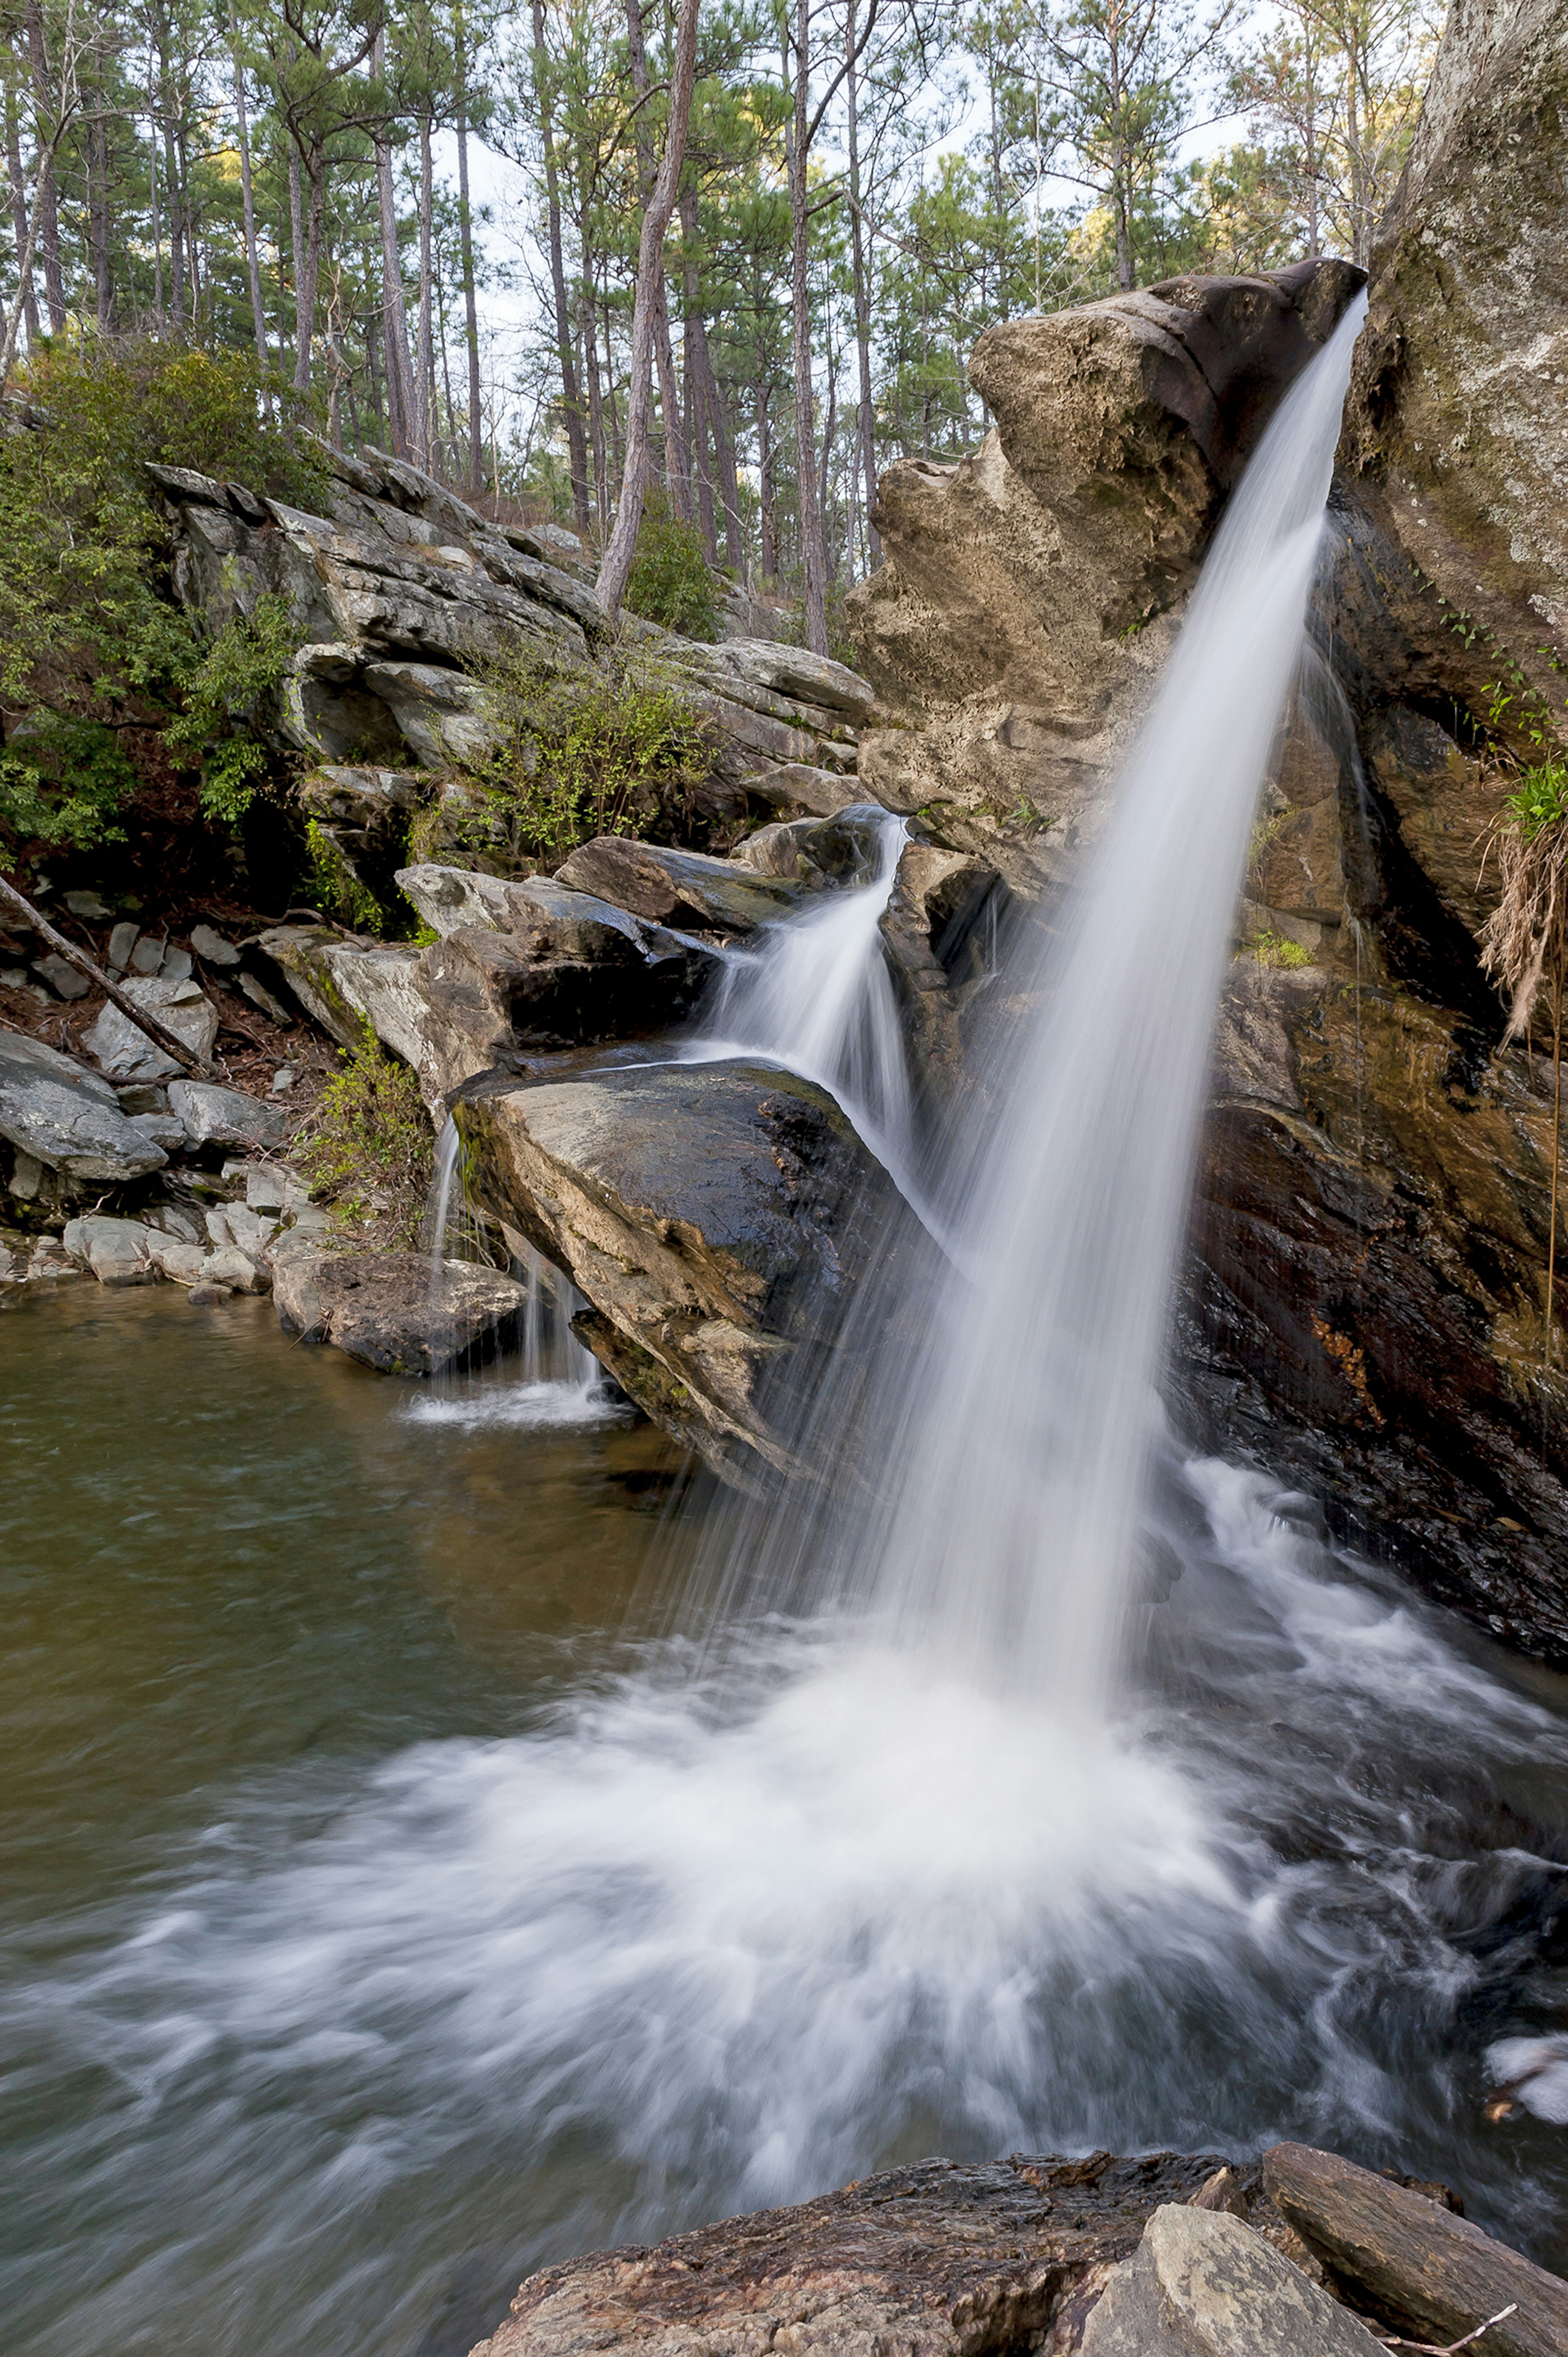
[455, 1061, 913, 1488]
[468, 2151, 1232, 2357]
[272, 1243, 528, 1377]
[845, 261, 1365, 887]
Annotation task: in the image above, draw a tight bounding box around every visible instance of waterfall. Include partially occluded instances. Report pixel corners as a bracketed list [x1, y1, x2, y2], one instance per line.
[718, 297, 1370, 1713]
[418, 1116, 606, 1424]
[677, 810, 918, 1190]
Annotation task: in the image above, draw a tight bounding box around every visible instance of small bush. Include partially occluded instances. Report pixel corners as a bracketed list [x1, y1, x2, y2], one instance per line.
[304, 820, 385, 933]
[624, 496, 721, 641]
[1245, 927, 1312, 969]
[297, 1033, 432, 1245]
[164, 593, 298, 824]
[448, 645, 718, 871]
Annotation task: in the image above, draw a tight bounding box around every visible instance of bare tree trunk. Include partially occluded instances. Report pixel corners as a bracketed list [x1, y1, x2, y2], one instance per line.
[654, 282, 692, 518]
[415, 112, 435, 466]
[25, 0, 66, 332]
[785, 0, 829, 654]
[287, 143, 306, 381]
[845, 3, 880, 568]
[294, 144, 326, 394]
[229, 2, 270, 373]
[595, 0, 700, 619]
[454, 2, 483, 494]
[372, 30, 415, 451]
[757, 381, 777, 580]
[4, 82, 40, 348]
[88, 39, 111, 327]
[583, 267, 608, 533]
[531, 0, 590, 533]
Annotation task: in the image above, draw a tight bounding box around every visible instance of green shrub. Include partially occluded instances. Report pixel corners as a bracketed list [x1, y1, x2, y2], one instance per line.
[1245, 927, 1312, 969]
[297, 1033, 432, 1245]
[304, 819, 385, 934]
[624, 496, 721, 641]
[0, 339, 318, 860]
[164, 594, 298, 824]
[448, 645, 718, 870]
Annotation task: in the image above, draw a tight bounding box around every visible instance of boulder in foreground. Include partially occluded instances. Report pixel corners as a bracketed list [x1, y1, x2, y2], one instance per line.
[1081, 2204, 1381, 2354]
[273, 1242, 528, 1376]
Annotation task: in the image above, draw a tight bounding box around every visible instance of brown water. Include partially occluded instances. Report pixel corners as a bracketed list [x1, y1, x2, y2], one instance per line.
[7, 1285, 1568, 2357]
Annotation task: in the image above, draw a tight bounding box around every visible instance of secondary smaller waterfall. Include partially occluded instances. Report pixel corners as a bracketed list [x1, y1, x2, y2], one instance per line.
[421, 1116, 605, 1422]
[678, 810, 917, 1190]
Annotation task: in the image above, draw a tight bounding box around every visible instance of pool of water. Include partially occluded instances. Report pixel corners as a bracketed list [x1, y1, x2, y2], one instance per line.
[6, 1285, 1568, 2356]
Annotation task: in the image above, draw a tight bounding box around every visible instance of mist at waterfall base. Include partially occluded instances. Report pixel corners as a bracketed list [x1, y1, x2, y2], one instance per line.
[15, 294, 1568, 2355]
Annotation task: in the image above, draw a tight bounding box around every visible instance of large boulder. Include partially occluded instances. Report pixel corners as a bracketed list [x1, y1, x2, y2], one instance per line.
[0, 1029, 167, 1181]
[1081, 2206, 1381, 2355]
[454, 1060, 919, 1486]
[468, 2152, 1233, 2357]
[272, 1241, 529, 1376]
[81, 977, 219, 1083]
[553, 838, 804, 933]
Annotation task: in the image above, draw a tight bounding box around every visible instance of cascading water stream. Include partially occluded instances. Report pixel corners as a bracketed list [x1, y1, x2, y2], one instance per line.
[414, 1115, 608, 1427]
[677, 810, 918, 1192]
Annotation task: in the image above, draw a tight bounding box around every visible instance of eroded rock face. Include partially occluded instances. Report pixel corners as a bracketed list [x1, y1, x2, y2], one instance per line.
[468, 2152, 1232, 2357]
[846, 261, 1366, 886]
[454, 1060, 912, 1486]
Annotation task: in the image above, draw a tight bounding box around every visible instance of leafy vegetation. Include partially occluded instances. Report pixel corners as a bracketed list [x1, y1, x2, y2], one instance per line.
[1245, 927, 1312, 969]
[0, 341, 318, 863]
[441, 645, 719, 872]
[304, 820, 387, 935]
[297, 1034, 433, 1247]
[624, 498, 721, 641]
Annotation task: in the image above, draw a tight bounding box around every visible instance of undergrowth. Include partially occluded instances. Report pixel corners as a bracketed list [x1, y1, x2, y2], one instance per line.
[305, 819, 386, 934]
[443, 644, 718, 871]
[625, 496, 720, 640]
[296, 1033, 432, 1246]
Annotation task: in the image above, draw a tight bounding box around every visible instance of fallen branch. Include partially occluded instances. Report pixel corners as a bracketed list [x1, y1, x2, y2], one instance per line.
[1379, 2304, 1519, 2354]
[0, 874, 217, 1078]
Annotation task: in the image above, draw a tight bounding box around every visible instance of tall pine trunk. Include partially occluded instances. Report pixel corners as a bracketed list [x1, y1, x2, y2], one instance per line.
[845, 3, 880, 568]
[595, 0, 700, 619]
[454, 3, 483, 494]
[229, 4, 270, 373]
[372, 30, 416, 452]
[25, 0, 66, 332]
[5, 82, 40, 347]
[785, 0, 828, 654]
[531, 0, 590, 532]
[416, 113, 436, 466]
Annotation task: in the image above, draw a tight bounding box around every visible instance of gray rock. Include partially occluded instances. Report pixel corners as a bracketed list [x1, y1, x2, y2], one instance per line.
[158, 944, 194, 983]
[245, 1163, 291, 1212]
[31, 953, 90, 1000]
[82, 978, 219, 1081]
[106, 921, 139, 972]
[273, 1242, 529, 1376]
[204, 1243, 270, 1294]
[128, 934, 165, 975]
[187, 1281, 233, 1305]
[7, 1150, 43, 1199]
[360, 659, 507, 766]
[395, 862, 514, 936]
[0, 1027, 167, 1180]
[146, 1234, 209, 1285]
[236, 968, 296, 1026]
[61, 1215, 155, 1286]
[148, 1205, 204, 1245]
[270, 1064, 298, 1093]
[223, 1203, 280, 1256]
[189, 923, 240, 967]
[1081, 2207, 1382, 2354]
[700, 637, 876, 724]
[116, 1084, 166, 1114]
[127, 1110, 188, 1152]
[553, 837, 803, 933]
[167, 1078, 287, 1151]
[64, 890, 110, 920]
[744, 762, 870, 817]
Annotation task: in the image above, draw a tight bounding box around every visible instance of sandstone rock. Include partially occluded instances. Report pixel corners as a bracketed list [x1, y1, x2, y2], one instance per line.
[0, 1029, 167, 1180]
[1262, 2141, 1568, 2357]
[272, 1241, 528, 1375]
[468, 2152, 1233, 2357]
[396, 862, 516, 936]
[456, 1060, 922, 1484]
[553, 838, 802, 933]
[844, 260, 1365, 886]
[1080, 2206, 1381, 2355]
[82, 977, 219, 1082]
[168, 1078, 288, 1152]
[61, 1215, 154, 1286]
